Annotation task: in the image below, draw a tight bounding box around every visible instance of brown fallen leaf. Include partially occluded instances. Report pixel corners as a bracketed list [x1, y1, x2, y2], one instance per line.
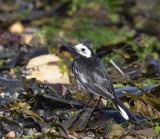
[135, 128, 154, 138]
[109, 124, 126, 138]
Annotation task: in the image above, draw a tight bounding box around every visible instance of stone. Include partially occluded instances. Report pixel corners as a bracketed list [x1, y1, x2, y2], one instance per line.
[9, 22, 24, 34]
[21, 34, 46, 47]
[26, 54, 70, 84]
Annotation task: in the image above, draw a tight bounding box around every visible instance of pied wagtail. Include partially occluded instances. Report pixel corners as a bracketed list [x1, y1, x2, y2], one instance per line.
[66, 43, 137, 122]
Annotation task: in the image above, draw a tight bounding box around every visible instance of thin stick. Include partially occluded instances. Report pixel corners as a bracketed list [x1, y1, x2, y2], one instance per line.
[109, 59, 126, 78]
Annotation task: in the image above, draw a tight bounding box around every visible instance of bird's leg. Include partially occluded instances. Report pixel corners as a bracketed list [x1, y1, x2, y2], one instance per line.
[105, 99, 109, 107]
[95, 96, 102, 109]
[86, 94, 102, 109]
[86, 93, 93, 105]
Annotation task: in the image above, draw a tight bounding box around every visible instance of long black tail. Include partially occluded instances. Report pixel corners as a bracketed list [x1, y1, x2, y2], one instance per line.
[111, 98, 137, 122]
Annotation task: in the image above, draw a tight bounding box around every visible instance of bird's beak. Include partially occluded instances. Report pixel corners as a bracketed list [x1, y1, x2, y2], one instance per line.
[63, 44, 77, 57]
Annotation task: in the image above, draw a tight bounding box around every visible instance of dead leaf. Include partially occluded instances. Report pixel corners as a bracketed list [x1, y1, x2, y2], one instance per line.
[135, 128, 154, 138]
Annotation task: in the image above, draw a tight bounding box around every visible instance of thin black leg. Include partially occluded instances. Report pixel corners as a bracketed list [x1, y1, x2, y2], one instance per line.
[86, 93, 93, 105]
[95, 96, 102, 109]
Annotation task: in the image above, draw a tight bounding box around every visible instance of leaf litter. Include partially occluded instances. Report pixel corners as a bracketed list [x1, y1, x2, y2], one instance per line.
[0, 0, 160, 138]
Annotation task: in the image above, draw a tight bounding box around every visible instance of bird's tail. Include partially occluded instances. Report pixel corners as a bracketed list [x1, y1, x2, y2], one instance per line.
[111, 98, 137, 122]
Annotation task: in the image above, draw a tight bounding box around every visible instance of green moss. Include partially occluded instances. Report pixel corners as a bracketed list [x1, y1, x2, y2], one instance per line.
[72, 91, 89, 103]
[108, 13, 119, 22]
[98, 0, 123, 12]
[132, 36, 160, 62]
[58, 59, 68, 75]
[138, 79, 159, 87]
[70, 26, 134, 46]
[50, 87, 57, 94]
[10, 67, 22, 80]
[41, 24, 62, 45]
[114, 84, 125, 88]
[61, 0, 89, 13]
[107, 121, 115, 132]
[153, 123, 160, 136]
[0, 60, 6, 67]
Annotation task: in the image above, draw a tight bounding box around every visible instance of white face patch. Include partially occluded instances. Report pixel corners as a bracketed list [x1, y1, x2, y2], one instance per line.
[118, 105, 129, 120]
[74, 44, 91, 58]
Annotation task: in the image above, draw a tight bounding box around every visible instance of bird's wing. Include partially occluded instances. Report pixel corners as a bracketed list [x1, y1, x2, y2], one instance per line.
[72, 59, 115, 99]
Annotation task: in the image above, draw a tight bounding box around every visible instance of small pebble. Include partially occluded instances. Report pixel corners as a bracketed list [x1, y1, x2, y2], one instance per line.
[0, 45, 4, 53]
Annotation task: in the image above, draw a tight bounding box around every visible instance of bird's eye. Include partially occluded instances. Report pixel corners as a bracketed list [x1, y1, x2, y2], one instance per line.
[81, 48, 85, 51]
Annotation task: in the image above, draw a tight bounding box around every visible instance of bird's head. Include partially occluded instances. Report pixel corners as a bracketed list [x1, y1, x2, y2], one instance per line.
[66, 43, 95, 58]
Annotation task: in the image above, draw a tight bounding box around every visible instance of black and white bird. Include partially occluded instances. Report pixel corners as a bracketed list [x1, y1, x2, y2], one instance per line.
[66, 43, 137, 122]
